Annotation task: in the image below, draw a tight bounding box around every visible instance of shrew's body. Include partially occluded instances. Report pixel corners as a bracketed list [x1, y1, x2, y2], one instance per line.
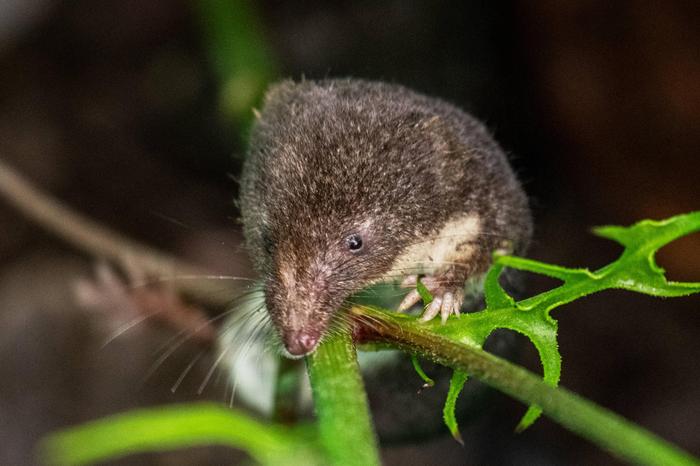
[239, 78, 531, 356]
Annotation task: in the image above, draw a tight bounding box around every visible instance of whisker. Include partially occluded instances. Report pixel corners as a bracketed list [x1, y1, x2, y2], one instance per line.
[198, 346, 231, 395]
[101, 311, 160, 348]
[345, 304, 384, 331]
[218, 305, 267, 340]
[154, 289, 264, 357]
[146, 304, 259, 382]
[171, 350, 205, 393]
[229, 376, 238, 408]
[137, 288, 267, 392]
[153, 305, 240, 358]
[351, 287, 412, 298]
[394, 260, 479, 268]
[143, 337, 190, 384]
[223, 377, 231, 407]
[131, 274, 258, 289]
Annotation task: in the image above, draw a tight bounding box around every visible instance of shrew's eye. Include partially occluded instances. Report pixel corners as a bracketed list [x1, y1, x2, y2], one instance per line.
[345, 233, 364, 253]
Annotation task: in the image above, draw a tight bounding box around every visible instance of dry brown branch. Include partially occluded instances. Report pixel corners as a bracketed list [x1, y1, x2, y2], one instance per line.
[0, 158, 235, 308]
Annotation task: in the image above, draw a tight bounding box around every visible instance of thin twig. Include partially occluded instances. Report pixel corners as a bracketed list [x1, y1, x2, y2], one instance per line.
[0, 158, 234, 307]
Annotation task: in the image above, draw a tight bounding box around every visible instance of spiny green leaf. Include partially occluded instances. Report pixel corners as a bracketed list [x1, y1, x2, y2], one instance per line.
[443, 370, 469, 444]
[410, 280, 438, 388]
[495, 255, 595, 284]
[593, 212, 700, 250]
[594, 212, 700, 297]
[351, 304, 700, 466]
[483, 262, 516, 309]
[411, 355, 435, 387]
[435, 211, 700, 436]
[512, 325, 560, 431]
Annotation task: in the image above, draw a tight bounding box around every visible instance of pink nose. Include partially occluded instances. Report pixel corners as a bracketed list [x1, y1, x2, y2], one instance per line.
[285, 332, 319, 356]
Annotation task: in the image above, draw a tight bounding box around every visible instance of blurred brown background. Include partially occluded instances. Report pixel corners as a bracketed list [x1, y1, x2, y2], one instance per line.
[0, 1, 698, 465]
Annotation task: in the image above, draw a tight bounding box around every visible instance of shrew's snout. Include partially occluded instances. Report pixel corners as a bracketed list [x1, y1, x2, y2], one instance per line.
[267, 259, 337, 357]
[283, 329, 320, 357]
[265, 279, 330, 358]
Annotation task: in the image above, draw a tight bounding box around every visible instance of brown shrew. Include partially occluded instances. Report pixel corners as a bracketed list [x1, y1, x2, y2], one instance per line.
[239, 78, 532, 357]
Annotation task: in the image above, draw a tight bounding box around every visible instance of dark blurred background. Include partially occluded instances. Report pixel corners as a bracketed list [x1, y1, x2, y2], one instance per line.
[0, 1, 698, 465]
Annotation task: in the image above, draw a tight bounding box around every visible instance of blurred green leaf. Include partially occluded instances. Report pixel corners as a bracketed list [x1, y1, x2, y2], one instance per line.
[40, 403, 322, 466]
[197, 0, 277, 137]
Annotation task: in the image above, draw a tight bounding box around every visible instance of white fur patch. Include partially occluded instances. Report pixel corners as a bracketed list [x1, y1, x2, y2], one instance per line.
[383, 213, 481, 279]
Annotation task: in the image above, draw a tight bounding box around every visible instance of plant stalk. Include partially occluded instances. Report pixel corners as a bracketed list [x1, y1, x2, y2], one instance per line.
[306, 327, 381, 466]
[354, 306, 699, 466]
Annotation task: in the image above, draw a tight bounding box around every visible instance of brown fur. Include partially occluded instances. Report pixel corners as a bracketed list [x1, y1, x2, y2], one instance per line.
[239, 78, 531, 355]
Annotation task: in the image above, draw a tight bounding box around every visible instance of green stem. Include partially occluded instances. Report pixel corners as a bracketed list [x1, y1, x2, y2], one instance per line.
[306, 328, 381, 466]
[355, 307, 699, 466]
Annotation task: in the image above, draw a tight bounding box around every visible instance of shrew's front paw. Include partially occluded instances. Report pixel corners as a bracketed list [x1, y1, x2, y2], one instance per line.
[398, 275, 464, 324]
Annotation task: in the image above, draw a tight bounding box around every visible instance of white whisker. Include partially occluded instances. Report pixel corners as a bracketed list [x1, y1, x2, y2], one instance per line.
[101, 312, 158, 348]
[131, 274, 257, 289]
[171, 350, 205, 393]
[198, 345, 231, 395]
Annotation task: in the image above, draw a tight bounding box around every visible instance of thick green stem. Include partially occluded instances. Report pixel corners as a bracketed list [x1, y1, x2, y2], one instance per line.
[306, 328, 381, 466]
[355, 307, 699, 466]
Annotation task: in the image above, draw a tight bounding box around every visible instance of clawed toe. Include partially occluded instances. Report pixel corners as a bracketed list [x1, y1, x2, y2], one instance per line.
[438, 291, 462, 323]
[398, 289, 421, 312]
[398, 274, 463, 323]
[441, 292, 454, 324]
[420, 297, 443, 322]
[418, 291, 461, 323]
